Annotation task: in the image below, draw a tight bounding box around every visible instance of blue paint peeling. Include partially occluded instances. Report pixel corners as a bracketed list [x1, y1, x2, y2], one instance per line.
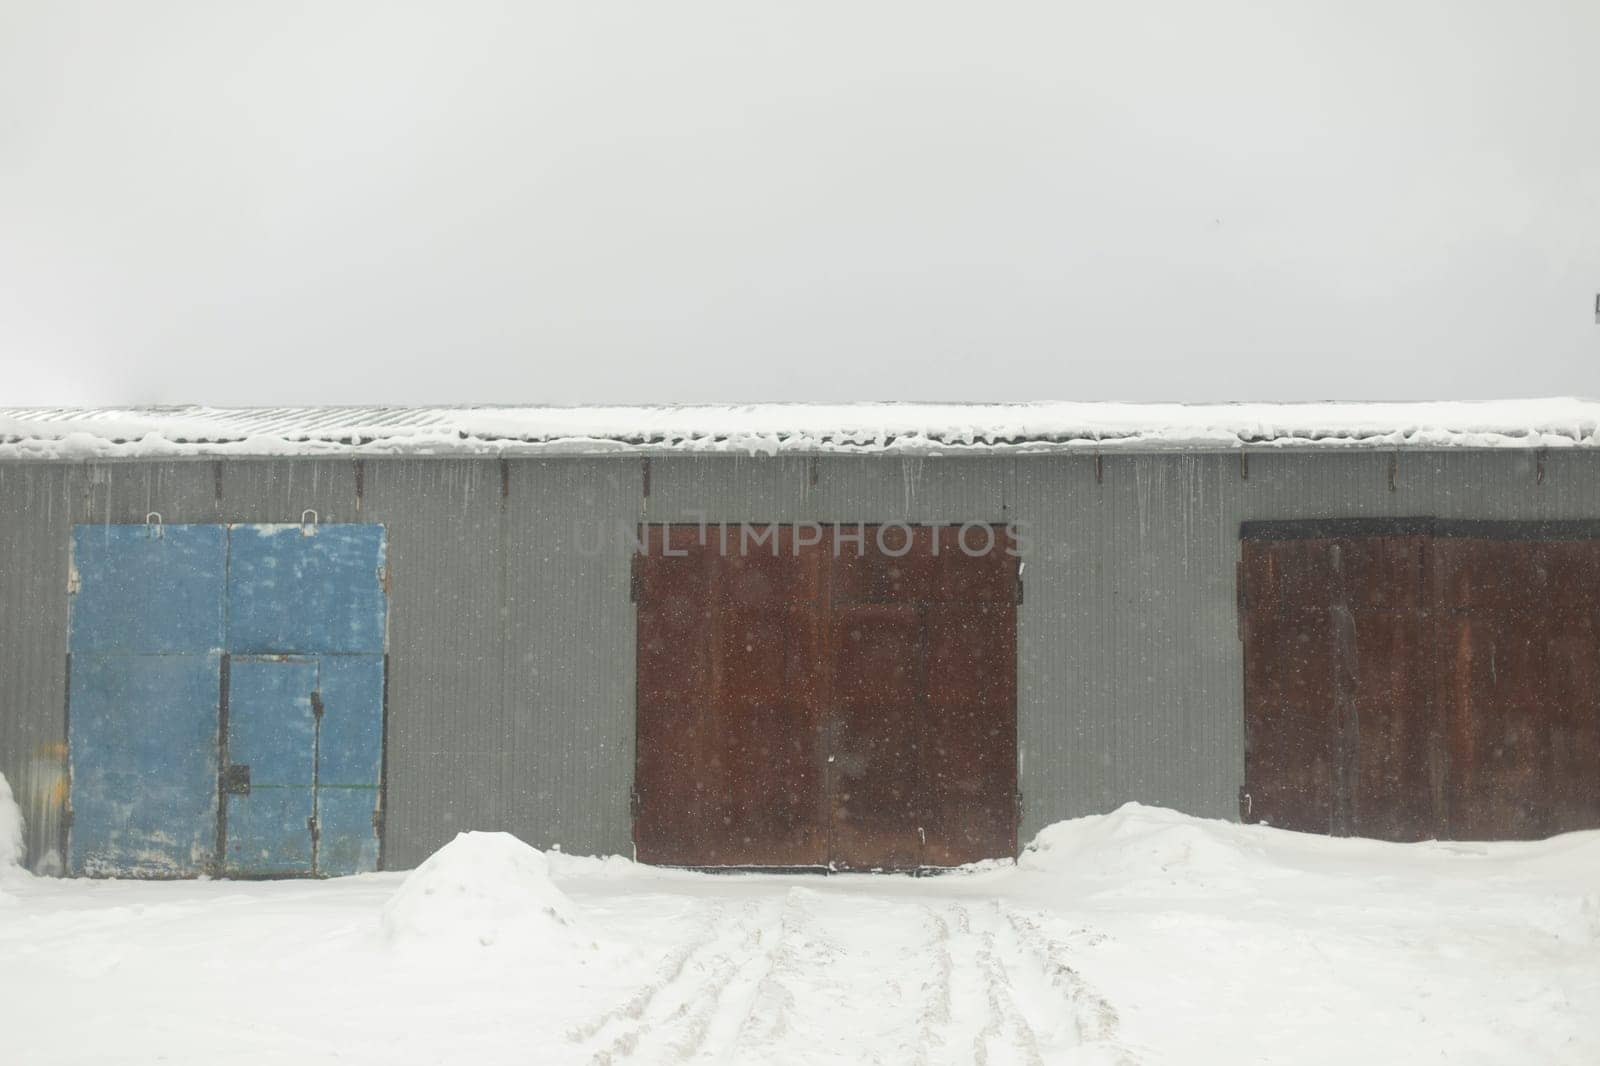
[225, 657, 318, 875]
[228, 524, 387, 654]
[66, 654, 220, 876]
[70, 524, 227, 654]
[68, 523, 387, 878]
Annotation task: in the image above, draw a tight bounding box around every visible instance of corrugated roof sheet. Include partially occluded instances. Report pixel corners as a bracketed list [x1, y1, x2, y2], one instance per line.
[1, 400, 1597, 459]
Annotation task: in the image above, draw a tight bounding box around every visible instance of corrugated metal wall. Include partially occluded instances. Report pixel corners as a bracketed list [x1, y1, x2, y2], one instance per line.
[2, 448, 1596, 870]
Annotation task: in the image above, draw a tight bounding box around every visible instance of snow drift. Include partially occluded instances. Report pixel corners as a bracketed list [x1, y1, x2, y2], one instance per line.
[381, 830, 590, 950]
[1022, 802, 1600, 920]
[0, 773, 24, 898]
[0, 773, 24, 868]
[1021, 802, 1283, 889]
[1024, 801, 1600, 878]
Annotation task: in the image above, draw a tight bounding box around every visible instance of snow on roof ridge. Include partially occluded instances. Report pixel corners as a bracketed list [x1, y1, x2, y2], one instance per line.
[0, 399, 1596, 459]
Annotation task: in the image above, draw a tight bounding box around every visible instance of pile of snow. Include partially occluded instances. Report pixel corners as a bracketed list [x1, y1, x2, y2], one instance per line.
[0, 773, 24, 867]
[1022, 801, 1600, 909]
[381, 831, 590, 950]
[0, 773, 24, 897]
[1021, 802, 1283, 891]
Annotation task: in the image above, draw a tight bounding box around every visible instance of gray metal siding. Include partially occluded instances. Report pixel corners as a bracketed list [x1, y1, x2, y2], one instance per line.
[334, 458, 642, 869]
[2, 448, 1598, 871]
[0, 464, 74, 871]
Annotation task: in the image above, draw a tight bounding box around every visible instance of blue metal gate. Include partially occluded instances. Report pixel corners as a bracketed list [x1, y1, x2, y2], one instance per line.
[67, 521, 387, 877]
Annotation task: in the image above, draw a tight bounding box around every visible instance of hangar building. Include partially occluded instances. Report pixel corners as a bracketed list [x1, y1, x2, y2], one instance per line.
[2, 401, 1597, 876]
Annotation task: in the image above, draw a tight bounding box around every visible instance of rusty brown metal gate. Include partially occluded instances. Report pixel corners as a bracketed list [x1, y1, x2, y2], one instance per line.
[633, 524, 1019, 870]
[1240, 518, 1600, 841]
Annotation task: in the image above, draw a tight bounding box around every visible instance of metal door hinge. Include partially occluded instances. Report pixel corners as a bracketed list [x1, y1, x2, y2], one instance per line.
[371, 809, 385, 834]
[1238, 786, 1253, 822]
[629, 787, 641, 819]
[629, 556, 641, 603]
[310, 691, 324, 719]
[1236, 558, 1248, 641]
[307, 817, 320, 842]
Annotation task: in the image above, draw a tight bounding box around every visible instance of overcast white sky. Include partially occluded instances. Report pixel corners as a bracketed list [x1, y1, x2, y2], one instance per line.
[1, 1, 1597, 406]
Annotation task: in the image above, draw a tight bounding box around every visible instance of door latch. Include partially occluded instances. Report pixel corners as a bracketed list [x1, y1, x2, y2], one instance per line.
[222, 764, 251, 795]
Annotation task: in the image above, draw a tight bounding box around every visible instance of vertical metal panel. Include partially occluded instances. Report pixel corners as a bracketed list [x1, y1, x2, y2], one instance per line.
[646, 455, 1014, 526]
[76, 461, 223, 528]
[1012, 452, 1243, 837]
[326, 456, 638, 868]
[810, 456, 1013, 525]
[0, 464, 75, 869]
[214, 460, 362, 525]
[499, 458, 639, 863]
[356, 459, 505, 866]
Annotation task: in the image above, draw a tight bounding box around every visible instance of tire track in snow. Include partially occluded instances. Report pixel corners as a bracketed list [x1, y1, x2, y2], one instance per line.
[999, 907, 1140, 1064]
[727, 890, 953, 1065]
[911, 906, 957, 1063]
[959, 903, 1046, 1066]
[570, 896, 782, 1064]
[654, 890, 801, 1062]
[566, 902, 726, 1047]
[572, 890, 1130, 1065]
[721, 888, 820, 1056]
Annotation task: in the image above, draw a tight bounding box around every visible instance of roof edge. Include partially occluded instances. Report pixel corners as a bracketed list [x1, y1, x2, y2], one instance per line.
[1, 399, 1596, 460]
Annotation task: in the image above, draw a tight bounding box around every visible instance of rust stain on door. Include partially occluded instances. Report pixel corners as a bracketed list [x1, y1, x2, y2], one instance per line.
[1242, 522, 1600, 841]
[635, 524, 1018, 869]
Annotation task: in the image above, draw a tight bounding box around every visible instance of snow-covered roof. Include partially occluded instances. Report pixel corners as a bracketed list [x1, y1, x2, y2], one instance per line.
[1, 400, 1598, 460]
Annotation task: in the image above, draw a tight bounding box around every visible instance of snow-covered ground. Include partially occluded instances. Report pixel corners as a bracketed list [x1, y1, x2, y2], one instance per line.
[2, 801, 1596, 1065]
